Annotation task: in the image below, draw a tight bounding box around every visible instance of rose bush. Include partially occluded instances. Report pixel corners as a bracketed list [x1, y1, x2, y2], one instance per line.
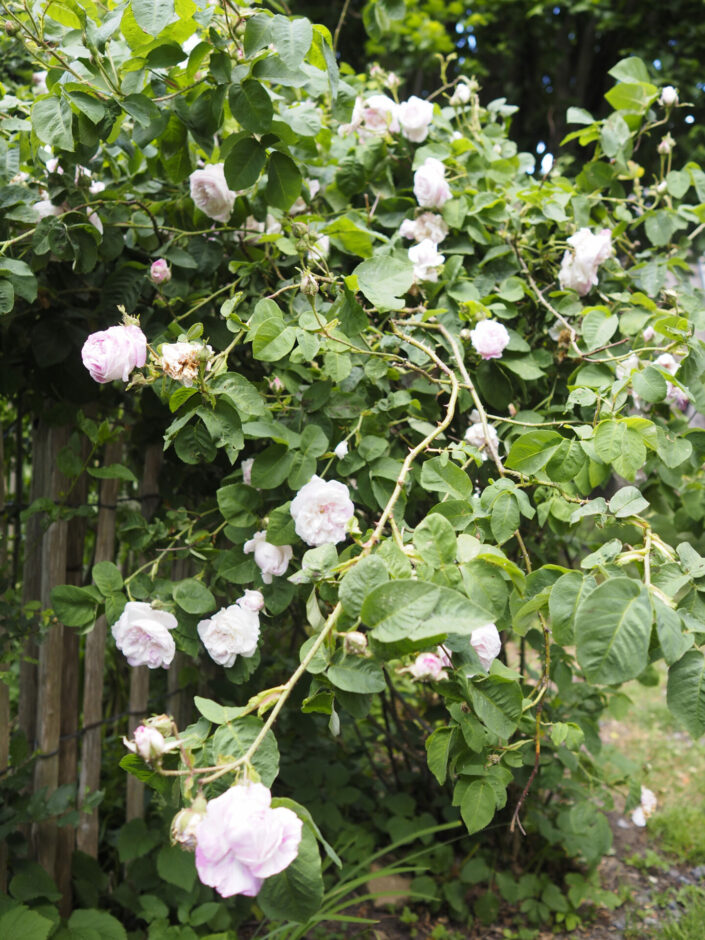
[2, 1, 705, 932]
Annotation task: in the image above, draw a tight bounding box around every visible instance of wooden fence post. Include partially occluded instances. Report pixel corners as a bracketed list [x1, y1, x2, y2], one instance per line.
[0, 418, 9, 893]
[77, 441, 122, 857]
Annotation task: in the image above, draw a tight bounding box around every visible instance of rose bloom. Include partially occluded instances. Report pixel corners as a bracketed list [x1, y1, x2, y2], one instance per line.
[160, 341, 212, 387]
[237, 589, 265, 613]
[469, 319, 510, 360]
[241, 457, 254, 486]
[124, 725, 168, 763]
[642, 325, 656, 342]
[464, 414, 500, 461]
[409, 238, 445, 283]
[449, 83, 471, 106]
[89, 180, 106, 195]
[360, 94, 400, 135]
[112, 601, 177, 669]
[399, 212, 448, 245]
[413, 157, 452, 209]
[197, 604, 260, 668]
[470, 623, 502, 671]
[150, 259, 171, 285]
[615, 353, 641, 381]
[244, 531, 293, 583]
[195, 782, 303, 898]
[558, 228, 612, 296]
[290, 475, 355, 546]
[408, 652, 447, 681]
[334, 441, 349, 460]
[189, 164, 236, 223]
[660, 86, 678, 107]
[81, 323, 147, 384]
[338, 96, 365, 136]
[631, 786, 658, 827]
[654, 352, 679, 376]
[398, 96, 434, 143]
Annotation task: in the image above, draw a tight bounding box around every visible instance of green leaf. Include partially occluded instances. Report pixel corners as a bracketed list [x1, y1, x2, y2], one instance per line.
[490, 491, 520, 544]
[339, 555, 389, 618]
[420, 457, 472, 500]
[193, 695, 245, 724]
[229, 79, 273, 134]
[265, 151, 302, 210]
[116, 818, 161, 863]
[413, 514, 457, 566]
[211, 716, 279, 786]
[257, 823, 323, 923]
[605, 81, 658, 113]
[270, 15, 313, 68]
[68, 909, 127, 939]
[549, 572, 596, 646]
[608, 56, 651, 84]
[632, 366, 667, 403]
[460, 779, 496, 835]
[252, 318, 297, 362]
[426, 727, 453, 785]
[130, 0, 174, 36]
[244, 13, 271, 56]
[608, 486, 649, 518]
[327, 655, 386, 694]
[469, 677, 522, 738]
[545, 439, 586, 482]
[353, 256, 414, 311]
[50, 585, 98, 628]
[667, 649, 705, 738]
[224, 137, 266, 190]
[575, 578, 652, 685]
[362, 581, 500, 647]
[173, 578, 215, 615]
[506, 430, 563, 475]
[87, 463, 138, 483]
[156, 845, 197, 892]
[32, 96, 74, 150]
[0, 906, 52, 940]
[0, 279, 14, 314]
[654, 600, 692, 666]
[581, 309, 618, 349]
[92, 560, 123, 595]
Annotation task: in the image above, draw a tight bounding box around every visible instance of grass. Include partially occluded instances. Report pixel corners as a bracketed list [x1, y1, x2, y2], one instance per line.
[656, 887, 705, 940]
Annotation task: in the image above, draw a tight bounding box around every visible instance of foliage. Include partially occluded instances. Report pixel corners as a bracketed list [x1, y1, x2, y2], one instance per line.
[1, 0, 705, 932]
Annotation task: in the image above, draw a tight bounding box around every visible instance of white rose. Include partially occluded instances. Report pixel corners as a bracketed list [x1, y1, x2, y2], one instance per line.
[334, 441, 349, 460]
[189, 164, 236, 223]
[413, 158, 452, 209]
[558, 228, 612, 296]
[33, 199, 63, 219]
[290, 475, 355, 546]
[243, 531, 293, 583]
[241, 458, 254, 486]
[469, 319, 510, 360]
[237, 589, 265, 613]
[631, 785, 657, 827]
[197, 605, 260, 667]
[307, 234, 330, 263]
[449, 83, 471, 106]
[659, 86, 678, 108]
[654, 352, 679, 376]
[399, 212, 448, 244]
[361, 94, 400, 135]
[398, 96, 434, 143]
[615, 353, 641, 381]
[338, 96, 365, 137]
[470, 623, 502, 671]
[464, 414, 500, 460]
[112, 601, 177, 669]
[408, 238, 445, 282]
[124, 725, 169, 762]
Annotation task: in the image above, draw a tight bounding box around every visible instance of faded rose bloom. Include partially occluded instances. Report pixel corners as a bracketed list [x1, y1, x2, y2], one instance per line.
[334, 440, 349, 459]
[243, 531, 293, 584]
[558, 228, 612, 296]
[413, 157, 452, 209]
[398, 96, 434, 143]
[124, 725, 168, 763]
[290, 475, 355, 546]
[150, 259, 171, 285]
[343, 631, 368, 655]
[197, 605, 260, 668]
[615, 353, 641, 381]
[631, 786, 658, 827]
[33, 199, 63, 219]
[470, 623, 502, 671]
[89, 180, 106, 195]
[160, 341, 212, 387]
[469, 319, 510, 360]
[171, 800, 207, 850]
[112, 601, 177, 669]
[449, 83, 471, 106]
[237, 589, 265, 613]
[409, 238, 445, 282]
[241, 458, 254, 485]
[399, 212, 448, 245]
[189, 164, 236, 222]
[81, 324, 147, 384]
[655, 353, 679, 376]
[667, 384, 689, 411]
[660, 86, 678, 107]
[195, 782, 302, 898]
[643, 326, 656, 342]
[464, 413, 500, 461]
[360, 94, 399, 136]
[407, 652, 447, 681]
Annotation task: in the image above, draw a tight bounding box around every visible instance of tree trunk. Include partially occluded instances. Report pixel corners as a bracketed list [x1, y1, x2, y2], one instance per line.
[33, 424, 70, 881]
[0, 417, 9, 892]
[77, 441, 122, 858]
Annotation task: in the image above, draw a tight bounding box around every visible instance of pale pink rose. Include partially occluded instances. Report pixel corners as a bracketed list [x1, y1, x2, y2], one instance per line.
[408, 652, 447, 680]
[124, 725, 168, 762]
[195, 782, 303, 897]
[398, 96, 434, 143]
[655, 352, 679, 375]
[469, 320, 510, 360]
[290, 475, 354, 546]
[150, 259, 171, 285]
[237, 589, 265, 613]
[666, 383, 689, 410]
[413, 158, 452, 209]
[470, 623, 502, 671]
[642, 326, 655, 342]
[269, 376, 284, 391]
[189, 164, 236, 222]
[242, 458, 254, 486]
[399, 212, 448, 245]
[399, 219, 418, 240]
[558, 228, 612, 296]
[243, 531, 293, 584]
[160, 341, 212, 387]
[81, 324, 147, 384]
[111, 601, 177, 669]
[334, 441, 348, 460]
[408, 238, 445, 282]
[360, 94, 399, 136]
[631, 786, 657, 827]
[33, 199, 64, 219]
[464, 413, 500, 461]
[197, 605, 260, 667]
